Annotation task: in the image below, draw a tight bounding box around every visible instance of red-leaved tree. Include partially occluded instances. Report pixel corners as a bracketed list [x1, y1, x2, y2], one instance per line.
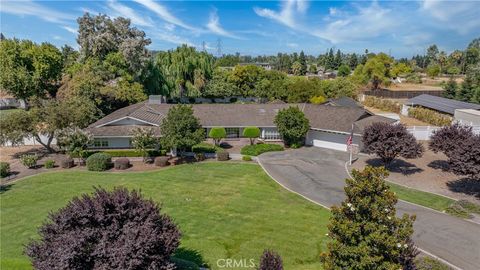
[430, 124, 480, 180]
[362, 122, 424, 166]
[25, 187, 180, 270]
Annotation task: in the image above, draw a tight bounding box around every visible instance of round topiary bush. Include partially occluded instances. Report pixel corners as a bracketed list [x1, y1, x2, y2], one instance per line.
[217, 151, 229, 161]
[20, 154, 38, 169]
[25, 187, 181, 270]
[60, 157, 74, 169]
[154, 156, 170, 167]
[114, 158, 130, 170]
[0, 162, 10, 178]
[86, 153, 112, 171]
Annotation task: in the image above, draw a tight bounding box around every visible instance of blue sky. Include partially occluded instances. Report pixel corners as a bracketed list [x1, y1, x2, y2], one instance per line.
[1, 0, 479, 58]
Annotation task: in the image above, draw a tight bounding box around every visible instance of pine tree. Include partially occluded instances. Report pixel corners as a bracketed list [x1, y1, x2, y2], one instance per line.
[321, 166, 416, 270]
[326, 48, 335, 70]
[299, 51, 307, 75]
[442, 77, 458, 99]
[334, 49, 342, 69]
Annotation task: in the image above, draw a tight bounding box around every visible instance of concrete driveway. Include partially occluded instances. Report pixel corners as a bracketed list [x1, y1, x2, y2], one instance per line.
[258, 147, 480, 270]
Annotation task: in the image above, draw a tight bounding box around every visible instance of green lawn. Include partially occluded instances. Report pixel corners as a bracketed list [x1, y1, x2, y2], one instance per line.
[388, 182, 455, 212]
[0, 163, 330, 270]
[0, 108, 22, 118]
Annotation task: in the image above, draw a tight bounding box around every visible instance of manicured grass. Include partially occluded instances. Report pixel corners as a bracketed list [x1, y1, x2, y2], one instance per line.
[388, 182, 455, 212]
[0, 163, 330, 270]
[0, 108, 22, 118]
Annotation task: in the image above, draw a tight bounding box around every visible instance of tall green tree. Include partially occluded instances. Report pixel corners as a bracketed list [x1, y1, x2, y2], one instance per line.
[274, 106, 309, 146]
[77, 13, 151, 75]
[321, 166, 416, 269]
[159, 105, 204, 155]
[0, 39, 62, 99]
[299, 51, 307, 75]
[155, 45, 214, 97]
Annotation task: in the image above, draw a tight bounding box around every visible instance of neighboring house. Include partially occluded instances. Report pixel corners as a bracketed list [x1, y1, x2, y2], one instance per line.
[86, 98, 395, 152]
[401, 94, 480, 116]
[454, 109, 480, 126]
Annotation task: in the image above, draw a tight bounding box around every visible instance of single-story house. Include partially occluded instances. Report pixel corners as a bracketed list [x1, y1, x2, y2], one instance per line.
[86, 97, 395, 152]
[401, 94, 480, 116]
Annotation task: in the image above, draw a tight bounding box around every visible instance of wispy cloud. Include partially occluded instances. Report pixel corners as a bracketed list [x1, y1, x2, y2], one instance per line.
[62, 26, 77, 34]
[152, 30, 194, 47]
[107, 0, 153, 27]
[287, 42, 299, 48]
[421, 0, 480, 34]
[254, 0, 308, 29]
[314, 2, 396, 44]
[133, 0, 196, 31]
[206, 9, 242, 39]
[0, 0, 73, 23]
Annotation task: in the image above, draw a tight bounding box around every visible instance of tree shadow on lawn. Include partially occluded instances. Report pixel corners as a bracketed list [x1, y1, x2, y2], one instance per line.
[447, 178, 480, 199]
[365, 158, 423, 175]
[172, 247, 209, 268]
[427, 160, 450, 172]
[0, 183, 13, 194]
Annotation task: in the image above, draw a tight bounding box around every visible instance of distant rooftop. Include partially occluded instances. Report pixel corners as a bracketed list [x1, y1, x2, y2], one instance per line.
[405, 94, 480, 115]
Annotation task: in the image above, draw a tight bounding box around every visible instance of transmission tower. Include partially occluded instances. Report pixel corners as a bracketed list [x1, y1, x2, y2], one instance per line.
[216, 38, 223, 57]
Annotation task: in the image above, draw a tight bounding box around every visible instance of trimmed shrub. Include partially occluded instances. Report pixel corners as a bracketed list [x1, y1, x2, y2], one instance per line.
[114, 158, 130, 170]
[217, 151, 229, 161]
[194, 153, 206, 162]
[25, 187, 180, 270]
[309, 95, 327, 104]
[20, 154, 38, 169]
[208, 127, 226, 145]
[154, 156, 170, 167]
[192, 142, 219, 153]
[44, 159, 55, 169]
[259, 250, 283, 270]
[86, 153, 112, 171]
[362, 96, 401, 113]
[240, 144, 284, 156]
[242, 155, 252, 161]
[0, 162, 10, 178]
[408, 107, 452, 126]
[242, 127, 261, 145]
[91, 149, 166, 158]
[60, 157, 74, 169]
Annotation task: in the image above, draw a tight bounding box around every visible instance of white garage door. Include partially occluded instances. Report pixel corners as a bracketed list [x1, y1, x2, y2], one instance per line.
[307, 130, 348, 151]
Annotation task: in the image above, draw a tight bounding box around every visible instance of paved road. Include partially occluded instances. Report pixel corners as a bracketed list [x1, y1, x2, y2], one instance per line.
[258, 147, 480, 270]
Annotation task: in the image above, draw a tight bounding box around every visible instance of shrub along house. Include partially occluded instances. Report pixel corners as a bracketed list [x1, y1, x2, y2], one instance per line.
[86, 96, 395, 152]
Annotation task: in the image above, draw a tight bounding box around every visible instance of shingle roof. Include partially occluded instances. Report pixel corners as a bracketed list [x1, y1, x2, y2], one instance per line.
[87, 102, 393, 136]
[406, 94, 480, 115]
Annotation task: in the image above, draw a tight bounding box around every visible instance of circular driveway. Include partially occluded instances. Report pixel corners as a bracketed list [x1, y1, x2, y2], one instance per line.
[258, 147, 480, 270]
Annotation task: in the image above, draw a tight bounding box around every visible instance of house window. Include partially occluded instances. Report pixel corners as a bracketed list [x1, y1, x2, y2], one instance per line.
[262, 128, 281, 140]
[93, 139, 109, 148]
[225, 128, 240, 138]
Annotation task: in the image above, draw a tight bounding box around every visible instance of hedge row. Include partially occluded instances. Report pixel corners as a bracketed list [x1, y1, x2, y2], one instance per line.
[83, 149, 167, 158]
[408, 107, 452, 126]
[362, 96, 401, 113]
[240, 144, 284, 156]
[191, 142, 221, 153]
